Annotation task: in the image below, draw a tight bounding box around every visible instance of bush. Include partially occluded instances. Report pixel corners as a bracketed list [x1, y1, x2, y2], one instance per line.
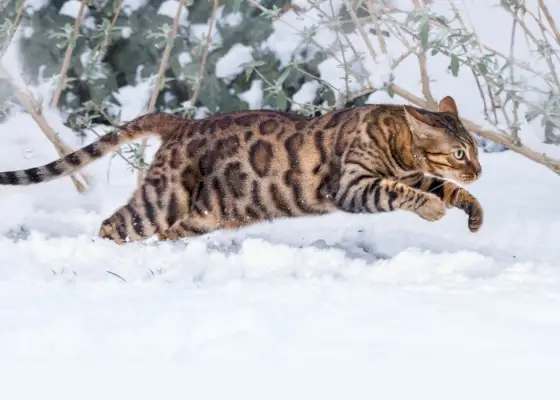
[1, 0, 560, 178]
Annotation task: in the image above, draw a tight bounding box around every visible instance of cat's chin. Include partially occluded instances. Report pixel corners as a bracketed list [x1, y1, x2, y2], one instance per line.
[433, 171, 476, 186]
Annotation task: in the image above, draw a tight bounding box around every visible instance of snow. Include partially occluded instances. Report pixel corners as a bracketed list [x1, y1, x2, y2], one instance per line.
[291, 80, 320, 111]
[59, 0, 89, 19]
[23, 0, 49, 13]
[1, 106, 560, 398]
[112, 81, 152, 122]
[220, 11, 243, 28]
[122, 0, 149, 16]
[22, 27, 34, 39]
[157, 0, 189, 26]
[215, 43, 254, 80]
[238, 79, 264, 109]
[120, 26, 132, 39]
[190, 18, 223, 53]
[178, 51, 192, 66]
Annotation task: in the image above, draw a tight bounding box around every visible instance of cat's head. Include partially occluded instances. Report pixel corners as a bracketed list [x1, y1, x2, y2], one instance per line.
[404, 96, 481, 183]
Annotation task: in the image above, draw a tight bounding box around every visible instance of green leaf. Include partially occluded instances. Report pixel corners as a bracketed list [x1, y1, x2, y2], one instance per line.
[276, 68, 291, 87]
[276, 91, 287, 110]
[420, 20, 430, 50]
[477, 62, 488, 76]
[434, 16, 448, 26]
[450, 54, 459, 77]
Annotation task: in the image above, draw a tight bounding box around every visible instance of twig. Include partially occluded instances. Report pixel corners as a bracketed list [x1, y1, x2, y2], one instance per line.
[448, 0, 491, 122]
[383, 6, 557, 88]
[509, 13, 520, 143]
[328, 0, 350, 103]
[90, 126, 138, 171]
[0, 65, 89, 192]
[538, 0, 560, 46]
[136, 0, 186, 188]
[389, 17, 553, 120]
[411, 0, 437, 108]
[248, 0, 370, 88]
[534, 5, 560, 88]
[501, 2, 560, 91]
[342, 0, 377, 61]
[273, 0, 373, 90]
[96, 0, 123, 59]
[367, 0, 388, 55]
[50, 0, 88, 109]
[107, 270, 127, 282]
[189, 0, 219, 109]
[0, 0, 25, 59]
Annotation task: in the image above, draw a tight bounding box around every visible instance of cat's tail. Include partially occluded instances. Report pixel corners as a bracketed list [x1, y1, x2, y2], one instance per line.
[0, 112, 186, 186]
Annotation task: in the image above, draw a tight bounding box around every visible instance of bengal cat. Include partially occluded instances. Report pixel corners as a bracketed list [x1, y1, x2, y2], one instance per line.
[0, 95, 483, 245]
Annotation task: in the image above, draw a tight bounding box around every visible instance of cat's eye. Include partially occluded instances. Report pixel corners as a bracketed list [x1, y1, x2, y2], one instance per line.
[453, 150, 465, 160]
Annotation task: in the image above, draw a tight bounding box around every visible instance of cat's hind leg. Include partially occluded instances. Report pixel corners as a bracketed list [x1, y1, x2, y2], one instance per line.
[98, 178, 189, 244]
[157, 210, 255, 241]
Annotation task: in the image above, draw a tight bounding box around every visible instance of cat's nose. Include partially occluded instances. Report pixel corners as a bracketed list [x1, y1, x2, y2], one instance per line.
[473, 161, 482, 177]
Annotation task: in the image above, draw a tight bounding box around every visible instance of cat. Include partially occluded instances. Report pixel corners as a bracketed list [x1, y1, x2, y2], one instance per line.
[0, 95, 483, 244]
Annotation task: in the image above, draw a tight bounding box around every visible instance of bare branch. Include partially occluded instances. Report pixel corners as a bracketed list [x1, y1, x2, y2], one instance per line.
[538, 0, 560, 46]
[0, 0, 25, 59]
[342, 0, 377, 61]
[136, 0, 186, 187]
[367, 0, 388, 55]
[509, 13, 520, 143]
[0, 65, 90, 192]
[50, 0, 88, 109]
[328, 0, 350, 102]
[189, 0, 219, 109]
[411, 0, 437, 108]
[96, 0, 123, 59]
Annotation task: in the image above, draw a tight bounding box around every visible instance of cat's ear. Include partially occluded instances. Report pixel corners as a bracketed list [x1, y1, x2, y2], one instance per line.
[438, 95, 459, 116]
[404, 105, 445, 141]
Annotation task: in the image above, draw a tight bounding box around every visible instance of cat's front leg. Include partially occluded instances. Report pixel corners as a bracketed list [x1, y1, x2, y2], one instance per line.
[398, 172, 483, 232]
[333, 172, 447, 222]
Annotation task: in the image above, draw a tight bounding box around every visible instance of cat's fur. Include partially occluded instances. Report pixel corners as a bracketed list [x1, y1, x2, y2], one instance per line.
[0, 96, 483, 244]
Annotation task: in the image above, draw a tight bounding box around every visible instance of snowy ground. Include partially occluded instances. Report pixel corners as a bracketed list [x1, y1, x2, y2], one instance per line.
[0, 112, 559, 399]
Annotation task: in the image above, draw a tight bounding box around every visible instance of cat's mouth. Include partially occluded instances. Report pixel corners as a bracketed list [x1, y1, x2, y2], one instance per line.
[458, 174, 479, 183]
[434, 171, 479, 185]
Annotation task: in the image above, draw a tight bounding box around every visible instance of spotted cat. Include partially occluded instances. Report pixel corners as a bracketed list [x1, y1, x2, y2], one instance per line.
[0, 95, 483, 244]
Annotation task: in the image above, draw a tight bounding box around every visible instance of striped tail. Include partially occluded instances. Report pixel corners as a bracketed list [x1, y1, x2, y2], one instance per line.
[0, 112, 186, 186]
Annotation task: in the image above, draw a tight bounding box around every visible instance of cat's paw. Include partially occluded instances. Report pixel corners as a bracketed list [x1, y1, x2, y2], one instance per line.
[415, 194, 446, 222]
[157, 230, 178, 241]
[467, 198, 484, 232]
[452, 189, 484, 232]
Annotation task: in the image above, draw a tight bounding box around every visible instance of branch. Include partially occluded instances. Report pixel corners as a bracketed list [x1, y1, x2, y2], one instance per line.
[411, 0, 437, 108]
[448, 0, 492, 122]
[50, 0, 88, 109]
[509, 13, 520, 143]
[136, 0, 186, 187]
[96, 0, 123, 59]
[188, 0, 219, 109]
[501, 2, 560, 91]
[0, 65, 90, 192]
[538, 0, 560, 46]
[342, 0, 377, 61]
[0, 0, 25, 59]
[328, 0, 350, 103]
[367, 0, 388, 55]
